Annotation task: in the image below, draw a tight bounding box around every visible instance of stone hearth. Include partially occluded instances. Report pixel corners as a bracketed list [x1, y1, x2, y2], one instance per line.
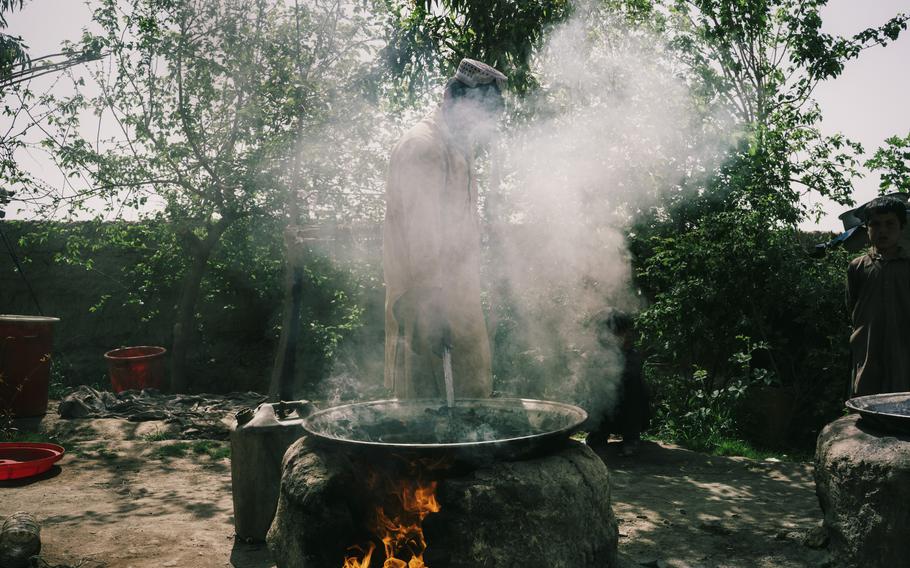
[815, 414, 910, 567]
[267, 437, 619, 568]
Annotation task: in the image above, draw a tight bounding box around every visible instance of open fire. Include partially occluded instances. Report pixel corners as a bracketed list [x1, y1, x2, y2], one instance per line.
[342, 474, 441, 568]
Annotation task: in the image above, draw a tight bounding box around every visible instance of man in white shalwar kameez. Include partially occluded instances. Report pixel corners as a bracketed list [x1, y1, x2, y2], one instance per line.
[383, 59, 507, 399]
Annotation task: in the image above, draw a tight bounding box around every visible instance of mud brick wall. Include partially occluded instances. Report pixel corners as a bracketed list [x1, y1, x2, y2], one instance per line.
[1, 222, 174, 388]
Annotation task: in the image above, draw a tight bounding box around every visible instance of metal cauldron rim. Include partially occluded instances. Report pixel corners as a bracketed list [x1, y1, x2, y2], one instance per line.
[301, 397, 588, 452]
[846, 392, 910, 434]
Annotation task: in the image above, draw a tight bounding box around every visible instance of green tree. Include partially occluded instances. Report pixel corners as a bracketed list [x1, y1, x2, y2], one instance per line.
[866, 131, 910, 193]
[0, 0, 102, 219]
[382, 0, 571, 95]
[619, 0, 907, 448]
[36, 0, 386, 391]
[614, 0, 907, 222]
[0, 0, 26, 81]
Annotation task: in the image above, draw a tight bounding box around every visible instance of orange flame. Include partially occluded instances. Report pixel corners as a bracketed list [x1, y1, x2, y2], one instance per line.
[342, 478, 440, 568]
[343, 543, 375, 568]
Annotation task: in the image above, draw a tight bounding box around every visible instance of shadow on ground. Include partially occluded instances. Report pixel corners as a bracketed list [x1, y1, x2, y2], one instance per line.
[589, 439, 829, 568]
[231, 539, 276, 568]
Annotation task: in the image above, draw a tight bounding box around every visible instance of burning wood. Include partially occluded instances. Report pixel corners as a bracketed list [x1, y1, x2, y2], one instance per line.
[343, 543, 375, 568]
[342, 477, 441, 568]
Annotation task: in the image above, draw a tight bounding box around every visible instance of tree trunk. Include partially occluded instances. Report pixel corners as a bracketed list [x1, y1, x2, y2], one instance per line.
[269, 230, 305, 401]
[170, 219, 229, 393]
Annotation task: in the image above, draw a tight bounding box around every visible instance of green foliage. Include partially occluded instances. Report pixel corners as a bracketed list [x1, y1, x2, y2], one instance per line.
[12, 0, 391, 391]
[0, 0, 27, 80]
[48, 360, 77, 399]
[140, 428, 178, 442]
[382, 0, 571, 95]
[12, 217, 371, 393]
[656, 0, 908, 124]
[600, 0, 907, 451]
[614, 0, 906, 220]
[712, 437, 808, 462]
[866, 131, 910, 193]
[632, 154, 854, 448]
[4, 0, 906, 451]
[650, 367, 748, 453]
[191, 439, 230, 460]
[149, 441, 190, 459]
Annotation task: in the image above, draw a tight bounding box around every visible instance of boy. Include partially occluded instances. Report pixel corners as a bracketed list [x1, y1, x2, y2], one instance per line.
[846, 196, 910, 396]
[588, 310, 649, 456]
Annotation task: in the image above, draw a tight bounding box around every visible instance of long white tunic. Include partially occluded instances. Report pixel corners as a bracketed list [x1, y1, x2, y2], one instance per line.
[382, 109, 492, 399]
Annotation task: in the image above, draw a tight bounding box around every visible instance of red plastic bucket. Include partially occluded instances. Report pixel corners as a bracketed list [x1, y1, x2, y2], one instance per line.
[0, 315, 60, 417]
[104, 346, 167, 393]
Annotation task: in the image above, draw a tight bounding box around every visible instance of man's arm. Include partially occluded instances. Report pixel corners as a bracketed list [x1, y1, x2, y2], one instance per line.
[846, 259, 861, 316]
[392, 136, 447, 290]
[388, 135, 451, 353]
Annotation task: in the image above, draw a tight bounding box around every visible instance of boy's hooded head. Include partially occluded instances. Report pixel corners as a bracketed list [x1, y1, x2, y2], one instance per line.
[863, 196, 907, 228]
[863, 196, 907, 254]
[592, 309, 635, 350]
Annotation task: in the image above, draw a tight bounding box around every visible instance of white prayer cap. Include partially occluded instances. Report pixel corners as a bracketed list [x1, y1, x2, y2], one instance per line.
[454, 58, 507, 90]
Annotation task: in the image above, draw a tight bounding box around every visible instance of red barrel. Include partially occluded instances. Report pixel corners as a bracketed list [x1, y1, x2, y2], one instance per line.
[104, 346, 167, 393]
[0, 315, 60, 417]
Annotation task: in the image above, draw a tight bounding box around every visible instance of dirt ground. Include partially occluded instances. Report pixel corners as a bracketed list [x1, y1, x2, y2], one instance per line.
[2, 403, 829, 568]
[591, 440, 830, 568]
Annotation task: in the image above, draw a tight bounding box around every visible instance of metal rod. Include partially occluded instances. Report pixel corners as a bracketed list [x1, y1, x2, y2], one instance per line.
[443, 346, 454, 408]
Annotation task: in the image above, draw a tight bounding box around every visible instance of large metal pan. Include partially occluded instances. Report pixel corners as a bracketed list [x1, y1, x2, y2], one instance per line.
[846, 392, 910, 435]
[302, 398, 587, 464]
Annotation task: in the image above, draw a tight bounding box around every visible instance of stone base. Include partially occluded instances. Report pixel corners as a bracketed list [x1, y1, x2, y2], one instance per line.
[815, 414, 910, 568]
[268, 437, 619, 568]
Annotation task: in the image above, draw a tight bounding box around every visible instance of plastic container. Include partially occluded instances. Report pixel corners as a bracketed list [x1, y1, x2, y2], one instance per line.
[0, 315, 60, 417]
[0, 442, 65, 481]
[104, 346, 167, 393]
[0, 511, 42, 568]
[231, 401, 311, 541]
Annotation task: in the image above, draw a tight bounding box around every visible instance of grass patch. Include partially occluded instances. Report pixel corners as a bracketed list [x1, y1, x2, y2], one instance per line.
[149, 440, 230, 460]
[150, 442, 191, 459]
[646, 432, 810, 462]
[73, 443, 120, 460]
[191, 440, 230, 460]
[141, 428, 178, 442]
[712, 437, 812, 462]
[713, 438, 778, 460]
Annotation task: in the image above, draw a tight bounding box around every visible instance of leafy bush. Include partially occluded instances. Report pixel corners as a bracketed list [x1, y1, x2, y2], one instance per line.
[631, 154, 853, 451]
[6, 219, 378, 395]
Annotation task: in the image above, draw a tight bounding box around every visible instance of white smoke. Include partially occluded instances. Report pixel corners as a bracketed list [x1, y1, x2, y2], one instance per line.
[487, 2, 733, 423]
[310, 1, 735, 430]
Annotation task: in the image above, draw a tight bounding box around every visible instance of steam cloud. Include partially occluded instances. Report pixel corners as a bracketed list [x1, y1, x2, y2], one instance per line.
[486, 2, 731, 424]
[316, 1, 733, 427]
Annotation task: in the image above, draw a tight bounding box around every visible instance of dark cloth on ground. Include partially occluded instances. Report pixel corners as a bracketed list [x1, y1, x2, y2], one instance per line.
[846, 248, 910, 396]
[57, 386, 266, 440]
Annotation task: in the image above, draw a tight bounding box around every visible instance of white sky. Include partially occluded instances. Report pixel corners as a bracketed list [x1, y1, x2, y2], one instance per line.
[811, 0, 910, 230]
[4, 0, 910, 231]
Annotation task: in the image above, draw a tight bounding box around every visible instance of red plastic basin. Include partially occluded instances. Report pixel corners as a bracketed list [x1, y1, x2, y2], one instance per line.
[0, 442, 65, 481]
[104, 345, 167, 393]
